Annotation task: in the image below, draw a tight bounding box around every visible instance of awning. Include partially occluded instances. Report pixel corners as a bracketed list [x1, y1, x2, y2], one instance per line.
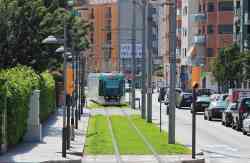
[187, 46, 197, 58]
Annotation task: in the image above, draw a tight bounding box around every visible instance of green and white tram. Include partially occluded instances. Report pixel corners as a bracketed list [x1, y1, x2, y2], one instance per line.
[87, 73, 126, 105]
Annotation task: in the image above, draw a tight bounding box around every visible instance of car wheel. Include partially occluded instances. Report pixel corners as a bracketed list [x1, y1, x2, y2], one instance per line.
[232, 121, 236, 129]
[236, 121, 241, 131]
[204, 114, 207, 120]
[243, 129, 247, 135]
[222, 120, 225, 125]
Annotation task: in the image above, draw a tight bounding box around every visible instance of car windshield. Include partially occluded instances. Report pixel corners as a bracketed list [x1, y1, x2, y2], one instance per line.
[183, 94, 192, 99]
[242, 98, 250, 111]
[229, 103, 236, 110]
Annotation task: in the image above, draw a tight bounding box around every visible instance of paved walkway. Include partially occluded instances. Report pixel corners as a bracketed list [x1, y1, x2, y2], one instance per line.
[0, 108, 89, 163]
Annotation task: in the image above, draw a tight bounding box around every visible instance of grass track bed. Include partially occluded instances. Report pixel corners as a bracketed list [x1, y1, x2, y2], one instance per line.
[84, 115, 114, 154]
[131, 116, 191, 155]
[111, 116, 150, 154]
[87, 101, 129, 109]
[84, 115, 191, 155]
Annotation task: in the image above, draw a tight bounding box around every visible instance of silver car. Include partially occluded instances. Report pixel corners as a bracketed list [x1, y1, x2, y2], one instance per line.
[242, 114, 250, 135]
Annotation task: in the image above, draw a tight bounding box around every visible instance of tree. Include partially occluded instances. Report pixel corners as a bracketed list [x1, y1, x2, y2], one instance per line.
[0, 0, 90, 72]
[212, 44, 242, 91]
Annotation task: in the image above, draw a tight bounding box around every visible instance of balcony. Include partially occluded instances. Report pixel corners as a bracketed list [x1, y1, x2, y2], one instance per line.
[244, 13, 250, 25]
[176, 48, 181, 59]
[193, 35, 206, 44]
[192, 13, 206, 23]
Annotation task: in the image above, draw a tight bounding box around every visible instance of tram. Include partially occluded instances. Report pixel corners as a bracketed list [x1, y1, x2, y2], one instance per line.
[87, 73, 126, 105]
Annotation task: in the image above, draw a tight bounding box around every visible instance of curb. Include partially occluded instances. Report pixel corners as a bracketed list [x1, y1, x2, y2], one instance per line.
[181, 159, 205, 163]
[41, 160, 82, 163]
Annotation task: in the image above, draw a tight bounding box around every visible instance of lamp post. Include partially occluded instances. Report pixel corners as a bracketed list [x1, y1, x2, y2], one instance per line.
[42, 31, 71, 157]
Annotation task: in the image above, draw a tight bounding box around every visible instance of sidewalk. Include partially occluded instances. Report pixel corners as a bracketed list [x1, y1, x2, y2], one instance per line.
[0, 108, 89, 163]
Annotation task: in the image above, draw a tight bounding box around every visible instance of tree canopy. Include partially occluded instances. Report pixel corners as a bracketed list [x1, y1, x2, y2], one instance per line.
[0, 0, 90, 72]
[212, 44, 250, 90]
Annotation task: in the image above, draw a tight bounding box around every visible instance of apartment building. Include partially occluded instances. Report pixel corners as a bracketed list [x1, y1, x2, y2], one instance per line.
[76, 0, 119, 73]
[181, 0, 234, 90]
[181, 0, 203, 90]
[234, 0, 250, 52]
[160, 0, 182, 87]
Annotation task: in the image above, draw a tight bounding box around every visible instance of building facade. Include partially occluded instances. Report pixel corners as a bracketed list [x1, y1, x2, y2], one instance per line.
[180, 0, 234, 90]
[77, 0, 119, 73]
[234, 0, 250, 52]
[160, 0, 182, 88]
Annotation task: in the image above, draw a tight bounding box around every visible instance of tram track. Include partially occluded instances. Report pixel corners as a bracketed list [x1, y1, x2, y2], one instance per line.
[103, 108, 165, 163]
[120, 109, 164, 163]
[104, 108, 123, 163]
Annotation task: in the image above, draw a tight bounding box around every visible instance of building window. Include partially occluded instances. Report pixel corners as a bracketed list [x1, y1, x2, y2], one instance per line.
[183, 6, 187, 16]
[203, 3, 206, 12]
[90, 8, 94, 19]
[207, 25, 214, 34]
[207, 2, 214, 12]
[207, 48, 213, 57]
[218, 24, 233, 34]
[106, 32, 112, 42]
[218, 1, 233, 11]
[90, 33, 94, 43]
[199, 4, 202, 12]
[182, 28, 187, 37]
[105, 7, 112, 18]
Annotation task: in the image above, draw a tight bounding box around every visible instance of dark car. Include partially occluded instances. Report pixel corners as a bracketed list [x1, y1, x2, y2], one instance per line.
[176, 92, 192, 108]
[222, 102, 236, 126]
[191, 95, 210, 113]
[231, 97, 250, 131]
[204, 100, 228, 121]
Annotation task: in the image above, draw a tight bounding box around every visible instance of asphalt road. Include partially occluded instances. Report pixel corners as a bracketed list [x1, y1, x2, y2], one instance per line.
[150, 93, 250, 163]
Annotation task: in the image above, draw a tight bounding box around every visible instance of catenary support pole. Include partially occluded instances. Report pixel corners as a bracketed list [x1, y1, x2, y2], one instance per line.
[62, 20, 67, 157]
[141, 0, 147, 119]
[147, 2, 152, 123]
[168, 0, 177, 144]
[131, 0, 136, 110]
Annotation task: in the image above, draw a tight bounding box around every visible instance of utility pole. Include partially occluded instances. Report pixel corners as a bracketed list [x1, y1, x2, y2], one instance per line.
[62, 20, 68, 157]
[240, 0, 244, 52]
[168, 0, 177, 144]
[141, 0, 147, 119]
[147, 2, 152, 123]
[131, 0, 136, 109]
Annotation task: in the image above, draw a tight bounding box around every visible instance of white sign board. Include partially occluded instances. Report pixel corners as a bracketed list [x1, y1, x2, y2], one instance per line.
[120, 44, 142, 58]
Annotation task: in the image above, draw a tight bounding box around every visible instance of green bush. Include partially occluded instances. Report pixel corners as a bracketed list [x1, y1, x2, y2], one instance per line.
[0, 66, 56, 146]
[40, 71, 56, 122]
[0, 66, 40, 146]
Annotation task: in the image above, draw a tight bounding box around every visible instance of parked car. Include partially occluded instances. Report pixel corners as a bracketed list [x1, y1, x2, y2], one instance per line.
[204, 100, 228, 121]
[176, 92, 192, 109]
[210, 94, 221, 101]
[232, 97, 250, 131]
[125, 83, 130, 92]
[197, 88, 216, 97]
[191, 95, 210, 113]
[242, 113, 250, 135]
[222, 102, 236, 126]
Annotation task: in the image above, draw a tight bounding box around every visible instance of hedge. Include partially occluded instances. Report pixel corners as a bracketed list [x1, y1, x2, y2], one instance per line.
[0, 66, 56, 146]
[0, 66, 40, 146]
[40, 71, 56, 122]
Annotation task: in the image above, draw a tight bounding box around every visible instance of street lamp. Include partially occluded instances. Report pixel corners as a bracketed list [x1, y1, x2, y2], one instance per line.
[42, 34, 69, 157]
